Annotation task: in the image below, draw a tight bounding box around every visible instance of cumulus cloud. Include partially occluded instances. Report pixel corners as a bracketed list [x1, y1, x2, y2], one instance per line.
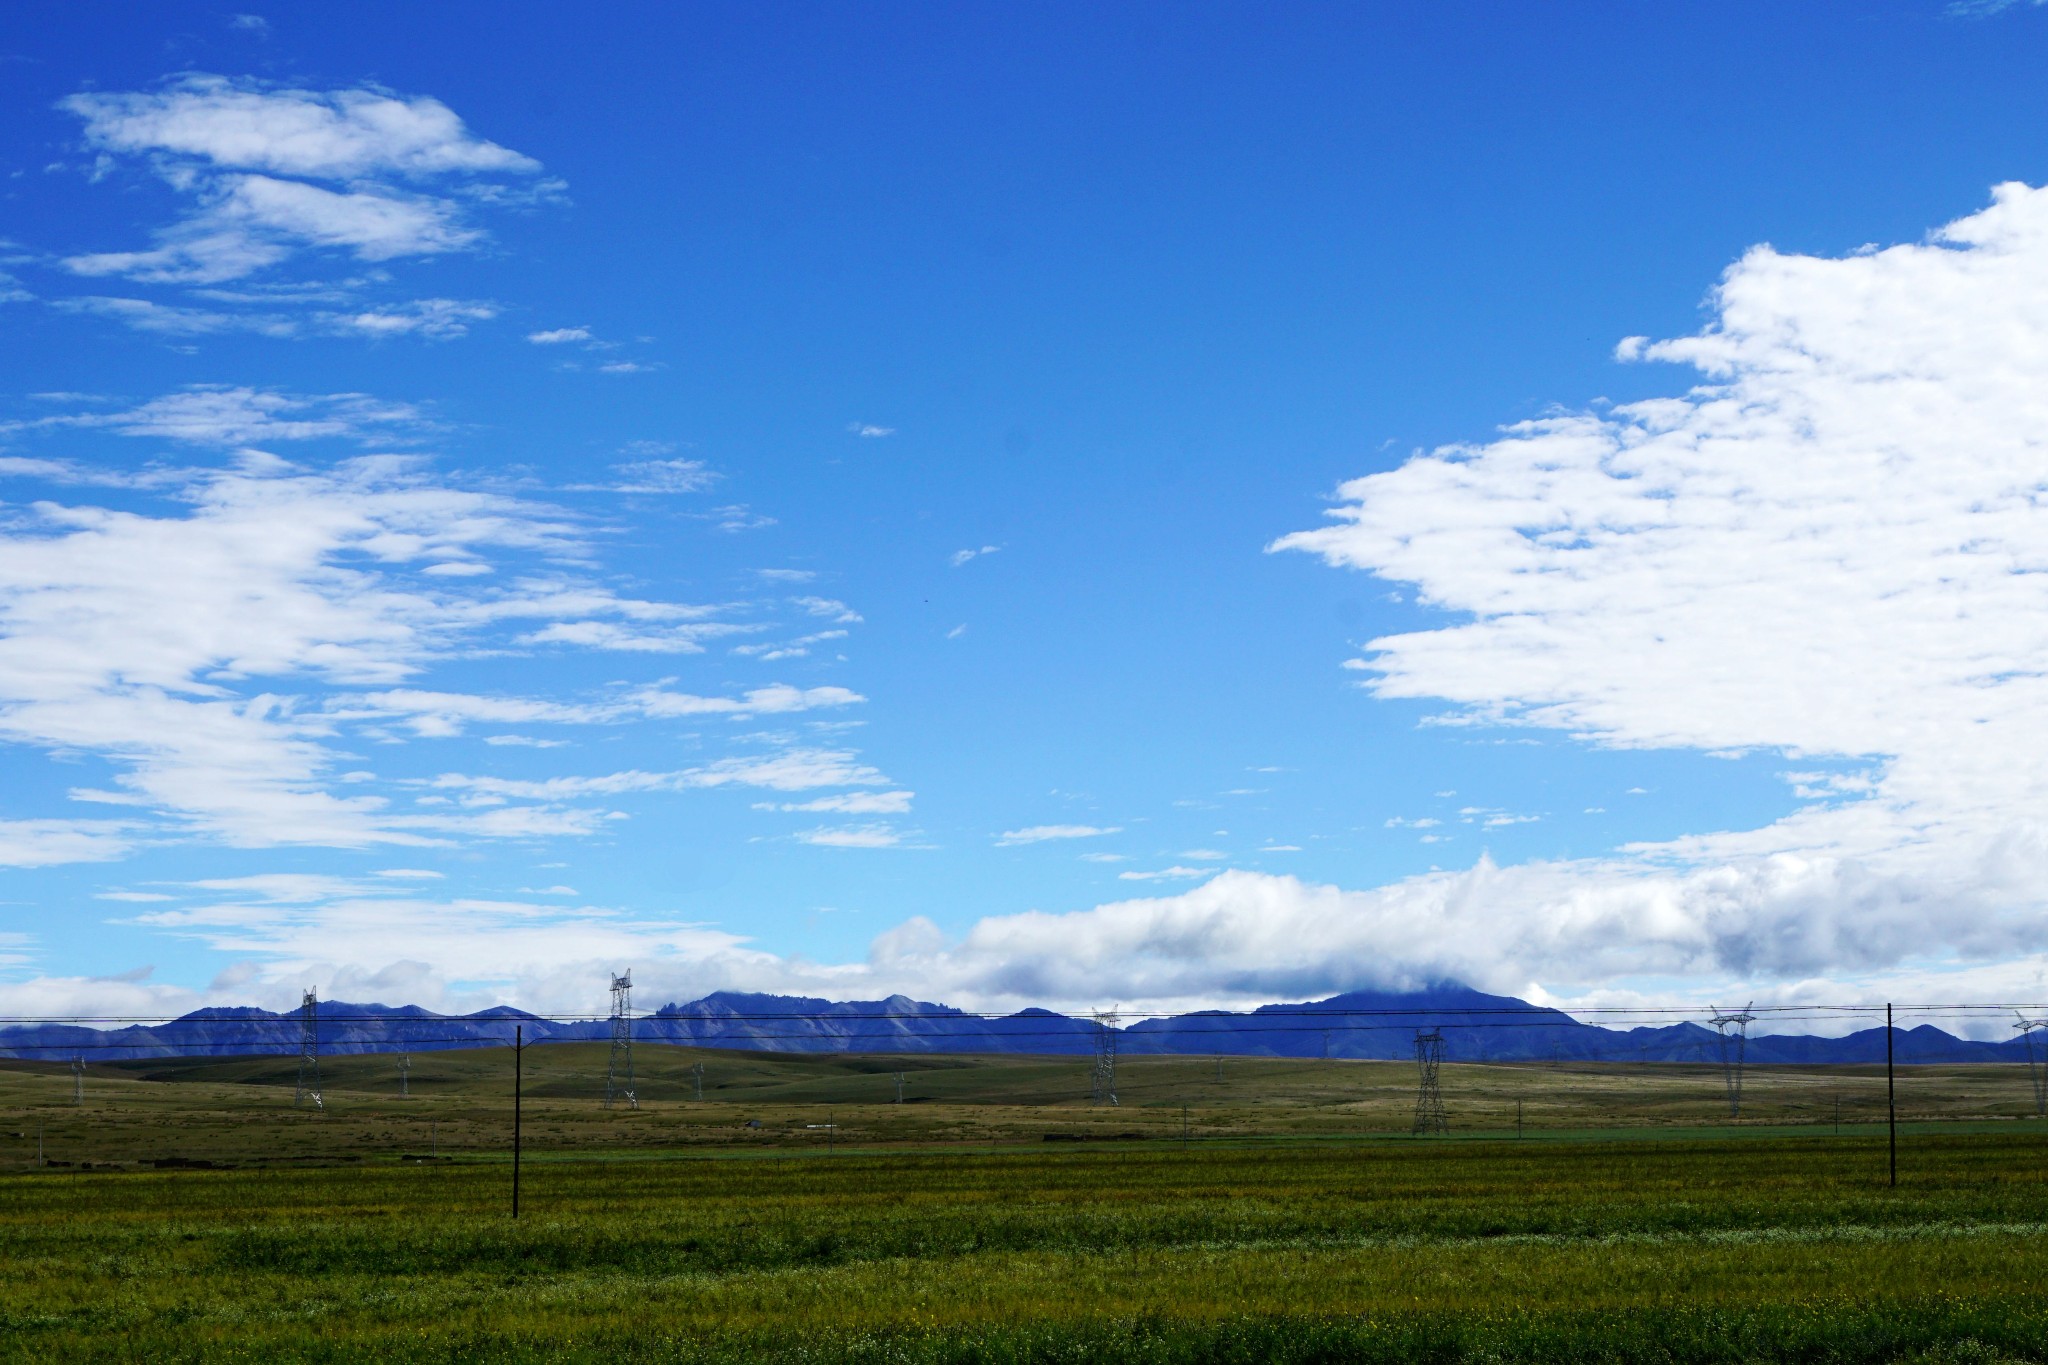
[950, 545, 1000, 567]
[1259, 180, 2048, 994]
[527, 327, 592, 344]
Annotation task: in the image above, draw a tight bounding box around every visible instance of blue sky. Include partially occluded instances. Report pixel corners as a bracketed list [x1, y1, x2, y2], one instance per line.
[3, 1, 2048, 1019]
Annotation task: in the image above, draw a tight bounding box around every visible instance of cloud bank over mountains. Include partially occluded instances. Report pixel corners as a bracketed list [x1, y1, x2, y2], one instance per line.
[10, 69, 2048, 1021]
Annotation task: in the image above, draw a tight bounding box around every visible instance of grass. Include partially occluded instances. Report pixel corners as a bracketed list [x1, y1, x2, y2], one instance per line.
[2, 1127, 2047, 1361]
[3, 1047, 2047, 1360]
[4, 1042, 2045, 1168]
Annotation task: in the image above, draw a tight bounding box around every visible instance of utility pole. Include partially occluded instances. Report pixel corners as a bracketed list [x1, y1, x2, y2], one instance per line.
[1214, 1055, 1223, 1085]
[513, 1025, 523, 1219]
[294, 989, 323, 1110]
[71, 1056, 84, 1106]
[1091, 1008, 1120, 1106]
[605, 970, 636, 1110]
[1412, 1029, 1448, 1135]
[691, 1060, 704, 1102]
[893, 1071, 905, 1104]
[1887, 1002, 1897, 1188]
[1708, 1003, 1755, 1119]
[398, 1053, 411, 1099]
[2014, 1013, 2048, 1118]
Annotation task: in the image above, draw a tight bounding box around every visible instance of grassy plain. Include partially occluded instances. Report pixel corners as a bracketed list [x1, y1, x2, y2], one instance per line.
[3, 1041, 2044, 1165]
[2, 1047, 2047, 1362]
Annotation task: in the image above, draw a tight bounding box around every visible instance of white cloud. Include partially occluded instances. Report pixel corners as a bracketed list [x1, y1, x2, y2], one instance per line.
[763, 791, 914, 815]
[791, 596, 863, 624]
[0, 426, 804, 856]
[603, 459, 716, 494]
[796, 824, 904, 849]
[632, 683, 864, 719]
[57, 75, 545, 285]
[11, 384, 426, 446]
[950, 545, 1000, 567]
[0, 819, 136, 867]
[997, 824, 1121, 846]
[847, 423, 894, 438]
[730, 629, 847, 661]
[527, 327, 592, 344]
[425, 748, 890, 802]
[1385, 816, 1441, 829]
[1264, 180, 2048, 991]
[1116, 866, 1212, 882]
[64, 77, 538, 179]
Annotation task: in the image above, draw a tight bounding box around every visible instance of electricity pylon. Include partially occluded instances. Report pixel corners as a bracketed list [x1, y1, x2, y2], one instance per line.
[893, 1070, 906, 1103]
[1091, 1008, 1120, 1105]
[398, 1052, 411, 1098]
[1412, 1028, 1448, 1134]
[691, 1060, 704, 1101]
[294, 990, 323, 1110]
[71, 1055, 83, 1106]
[1709, 1003, 1756, 1118]
[2016, 1013, 2048, 1118]
[605, 971, 636, 1109]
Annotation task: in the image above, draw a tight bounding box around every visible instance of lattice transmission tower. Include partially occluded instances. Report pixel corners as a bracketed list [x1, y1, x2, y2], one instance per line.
[1412, 1028, 1448, 1134]
[691, 1060, 704, 1101]
[893, 1070, 906, 1103]
[605, 971, 637, 1109]
[398, 1052, 411, 1098]
[1091, 1008, 1120, 1105]
[71, 1055, 83, 1105]
[294, 989, 323, 1109]
[1709, 1003, 1756, 1118]
[2016, 1013, 2048, 1118]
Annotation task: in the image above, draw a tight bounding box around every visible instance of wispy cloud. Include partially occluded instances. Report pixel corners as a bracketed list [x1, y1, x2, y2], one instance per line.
[997, 824, 1121, 846]
[1115, 865, 1211, 882]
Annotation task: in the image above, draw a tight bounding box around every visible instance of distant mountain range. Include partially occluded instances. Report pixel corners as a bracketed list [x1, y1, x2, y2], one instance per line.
[0, 983, 2038, 1065]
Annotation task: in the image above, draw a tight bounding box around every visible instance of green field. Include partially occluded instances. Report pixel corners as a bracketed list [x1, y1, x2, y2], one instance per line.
[4, 1041, 2044, 1167]
[3, 1046, 2047, 1362]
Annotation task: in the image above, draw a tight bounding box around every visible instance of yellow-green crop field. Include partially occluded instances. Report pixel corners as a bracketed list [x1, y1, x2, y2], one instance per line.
[2, 1046, 2047, 1362]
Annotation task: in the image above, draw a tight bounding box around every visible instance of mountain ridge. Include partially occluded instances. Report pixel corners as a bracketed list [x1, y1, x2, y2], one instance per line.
[0, 983, 2037, 1066]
